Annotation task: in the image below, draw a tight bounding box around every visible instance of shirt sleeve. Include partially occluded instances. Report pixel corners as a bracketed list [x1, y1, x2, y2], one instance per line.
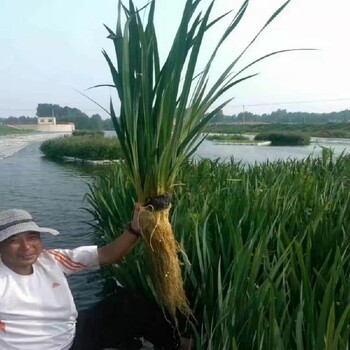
[46, 246, 100, 275]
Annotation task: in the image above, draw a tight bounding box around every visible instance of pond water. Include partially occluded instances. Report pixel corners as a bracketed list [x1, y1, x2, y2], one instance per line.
[0, 133, 349, 310]
[104, 130, 350, 164]
[195, 137, 350, 163]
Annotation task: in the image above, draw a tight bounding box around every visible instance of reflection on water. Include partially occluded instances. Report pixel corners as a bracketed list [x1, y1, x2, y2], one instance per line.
[40, 156, 109, 177]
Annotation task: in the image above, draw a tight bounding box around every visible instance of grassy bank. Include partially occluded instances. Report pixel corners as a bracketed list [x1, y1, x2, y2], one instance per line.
[40, 135, 123, 161]
[0, 124, 32, 135]
[205, 122, 350, 138]
[86, 152, 350, 349]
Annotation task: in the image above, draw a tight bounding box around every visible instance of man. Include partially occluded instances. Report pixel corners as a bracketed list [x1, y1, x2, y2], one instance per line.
[0, 208, 182, 350]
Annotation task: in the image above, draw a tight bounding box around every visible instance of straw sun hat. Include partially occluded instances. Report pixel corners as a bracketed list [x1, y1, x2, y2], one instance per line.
[0, 209, 59, 242]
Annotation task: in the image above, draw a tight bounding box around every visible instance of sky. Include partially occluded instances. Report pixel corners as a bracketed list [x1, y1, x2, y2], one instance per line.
[0, 0, 349, 119]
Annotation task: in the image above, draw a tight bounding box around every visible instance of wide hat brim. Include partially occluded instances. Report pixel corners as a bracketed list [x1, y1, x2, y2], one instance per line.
[0, 221, 59, 242]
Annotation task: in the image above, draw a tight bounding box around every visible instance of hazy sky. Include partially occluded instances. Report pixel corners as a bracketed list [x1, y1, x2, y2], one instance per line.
[1, 0, 349, 118]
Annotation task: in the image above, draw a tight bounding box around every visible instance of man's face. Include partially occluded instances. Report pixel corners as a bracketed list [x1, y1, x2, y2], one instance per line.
[0, 231, 42, 275]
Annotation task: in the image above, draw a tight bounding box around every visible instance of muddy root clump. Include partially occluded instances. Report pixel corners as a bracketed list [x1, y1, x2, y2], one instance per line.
[139, 203, 191, 321]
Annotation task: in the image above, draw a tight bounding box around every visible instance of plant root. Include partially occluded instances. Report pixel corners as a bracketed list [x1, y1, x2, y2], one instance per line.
[139, 204, 191, 322]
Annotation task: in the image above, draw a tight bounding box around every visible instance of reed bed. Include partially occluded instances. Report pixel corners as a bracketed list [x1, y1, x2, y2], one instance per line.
[207, 134, 250, 142]
[40, 135, 122, 160]
[254, 131, 311, 145]
[86, 152, 350, 349]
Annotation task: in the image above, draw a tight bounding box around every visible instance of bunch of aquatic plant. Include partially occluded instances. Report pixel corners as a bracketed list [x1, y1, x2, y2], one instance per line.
[72, 130, 104, 137]
[87, 152, 350, 348]
[254, 131, 311, 145]
[99, 0, 302, 320]
[40, 135, 122, 160]
[206, 133, 250, 143]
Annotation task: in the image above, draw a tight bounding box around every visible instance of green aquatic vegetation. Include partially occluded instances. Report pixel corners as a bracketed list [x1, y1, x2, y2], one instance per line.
[254, 131, 311, 145]
[205, 122, 350, 139]
[86, 153, 350, 349]
[40, 135, 122, 161]
[206, 134, 251, 143]
[72, 130, 104, 137]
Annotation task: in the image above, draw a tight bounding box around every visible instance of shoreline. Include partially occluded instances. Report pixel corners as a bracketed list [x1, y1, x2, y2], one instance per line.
[0, 133, 68, 160]
[61, 156, 120, 165]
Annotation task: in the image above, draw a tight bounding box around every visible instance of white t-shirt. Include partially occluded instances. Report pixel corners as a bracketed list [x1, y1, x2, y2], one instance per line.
[0, 246, 100, 350]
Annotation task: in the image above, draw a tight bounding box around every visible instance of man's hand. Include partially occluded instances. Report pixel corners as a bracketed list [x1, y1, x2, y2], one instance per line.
[128, 202, 142, 236]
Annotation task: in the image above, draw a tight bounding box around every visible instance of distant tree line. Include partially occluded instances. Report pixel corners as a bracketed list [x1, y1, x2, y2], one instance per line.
[1, 105, 350, 130]
[210, 109, 350, 124]
[0, 116, 37, 125]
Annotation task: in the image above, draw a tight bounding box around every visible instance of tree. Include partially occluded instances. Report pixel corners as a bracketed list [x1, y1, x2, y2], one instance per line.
[90, 114, 103, 130]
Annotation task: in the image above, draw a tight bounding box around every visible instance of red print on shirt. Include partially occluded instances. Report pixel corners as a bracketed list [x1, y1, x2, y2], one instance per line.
[52, 282, 60, 288]
[0, 320, 6, 332]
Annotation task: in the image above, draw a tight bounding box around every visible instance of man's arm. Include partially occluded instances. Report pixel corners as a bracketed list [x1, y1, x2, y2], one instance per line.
[98, 204, 141, 267]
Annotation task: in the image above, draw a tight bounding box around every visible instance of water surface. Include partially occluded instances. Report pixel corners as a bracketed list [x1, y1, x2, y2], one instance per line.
[195, 137, 350, 163]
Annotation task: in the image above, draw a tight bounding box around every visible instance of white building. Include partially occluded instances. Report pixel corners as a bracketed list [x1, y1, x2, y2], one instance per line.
[11, 116, 75, 133]
[38, 117, 56, 125]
